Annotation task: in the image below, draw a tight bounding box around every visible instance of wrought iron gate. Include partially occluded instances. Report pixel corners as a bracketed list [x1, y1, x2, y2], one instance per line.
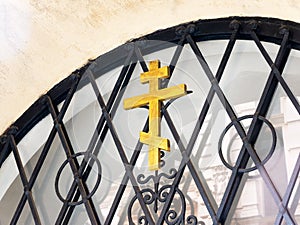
[1, 17, 300, 224]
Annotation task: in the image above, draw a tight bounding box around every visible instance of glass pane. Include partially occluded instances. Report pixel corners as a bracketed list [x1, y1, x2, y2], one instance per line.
[0, 175, 23, 224]
[2, 28, 300, 225]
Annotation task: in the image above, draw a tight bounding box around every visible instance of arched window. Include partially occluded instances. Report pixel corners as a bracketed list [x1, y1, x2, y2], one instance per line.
[1, 17, 300, 225]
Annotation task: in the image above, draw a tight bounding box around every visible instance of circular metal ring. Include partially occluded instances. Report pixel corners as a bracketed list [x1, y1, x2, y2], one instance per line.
[55, 151, 102, 206]
[218, 115, 277, 173]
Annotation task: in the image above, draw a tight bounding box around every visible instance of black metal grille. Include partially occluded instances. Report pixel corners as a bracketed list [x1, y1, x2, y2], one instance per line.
[1, 17, 300, 224]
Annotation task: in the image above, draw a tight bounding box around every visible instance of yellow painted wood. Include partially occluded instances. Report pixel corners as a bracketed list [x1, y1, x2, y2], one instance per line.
[124, 60, 187, 170]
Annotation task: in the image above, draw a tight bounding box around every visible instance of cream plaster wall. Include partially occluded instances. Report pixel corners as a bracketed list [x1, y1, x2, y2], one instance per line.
[1, 0, 300, 134]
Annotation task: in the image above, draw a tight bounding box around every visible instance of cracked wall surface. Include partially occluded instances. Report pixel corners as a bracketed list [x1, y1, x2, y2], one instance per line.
[1, 0, 300, 133]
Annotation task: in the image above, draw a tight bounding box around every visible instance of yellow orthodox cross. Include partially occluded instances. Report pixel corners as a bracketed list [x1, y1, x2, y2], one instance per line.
[124, 60, 187, 170]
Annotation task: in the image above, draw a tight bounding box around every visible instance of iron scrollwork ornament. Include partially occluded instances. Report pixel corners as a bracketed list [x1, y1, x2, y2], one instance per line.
[128, 154, 205, 225]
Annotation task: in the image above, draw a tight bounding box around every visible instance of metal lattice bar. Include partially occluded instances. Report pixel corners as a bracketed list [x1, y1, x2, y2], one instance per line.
[248, 30, 300, 223]
[46, 96, 101, 225]
[250, 30, 300, 114]
[56, 52, 135, 224]
[168, 35, 186, 76]
[104, 40, 187, 224]
[275, 154, 300, 224]
[290, 179, 300, 216]
[186, 30, 298, 224]
[161, 107, 219, 224]
[2, 17, 300, 225]
[88, 71, 156, 225]
[11, 75, 80, 225]
[216, 28, 291, 224]
[70, 62, 138, 225]
[134, 46, 149, 73]
[218, 28, 289, 221]
[104, 40, 188, 224]
[128, 41, 212, 225]
[10, 135, 42, 225]
[181, 23, 240, 215]
[103, 119, 149, 225]
[155, 26, 240, 225]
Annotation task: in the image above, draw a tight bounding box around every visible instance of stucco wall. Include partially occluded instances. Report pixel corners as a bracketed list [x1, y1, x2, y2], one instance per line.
[1, 0, 300, 134]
